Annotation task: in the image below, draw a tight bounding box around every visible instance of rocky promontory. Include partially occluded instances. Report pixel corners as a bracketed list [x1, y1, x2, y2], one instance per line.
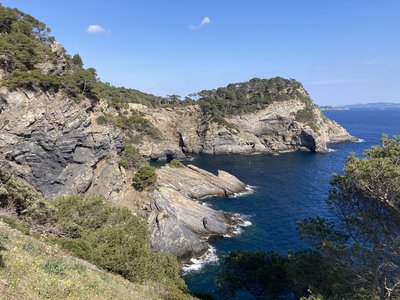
[149, 164, 248, 260]
[124, 84, 357, 160]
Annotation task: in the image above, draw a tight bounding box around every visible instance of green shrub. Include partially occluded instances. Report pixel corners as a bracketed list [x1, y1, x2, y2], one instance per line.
[0, 215, 30, 235]
[294, 102, 320, 133]
[132, 166, 157, 190]
[119, 144, 146, 170]
[41, 259, 67, 276]
[0, 170, 55, 225]
[22, 243, 37, 254]
[49, 195, 185, 289]
[107, 111, 162, 140]
[2, 70, 60, 93]
[1, 170, 38, 213]
[167, 159, 184, 168]
[95, 115, 107, 125]
[211, 115, 240, 132]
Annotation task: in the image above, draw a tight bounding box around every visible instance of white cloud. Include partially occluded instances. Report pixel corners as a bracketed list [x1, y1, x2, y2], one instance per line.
[201, 17, 211, 26]
[190, 17, 211, 30]
[87, 25, 105, 34]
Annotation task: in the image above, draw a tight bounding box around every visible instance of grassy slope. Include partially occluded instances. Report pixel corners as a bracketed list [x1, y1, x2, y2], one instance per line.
[0, 221, 168, 300]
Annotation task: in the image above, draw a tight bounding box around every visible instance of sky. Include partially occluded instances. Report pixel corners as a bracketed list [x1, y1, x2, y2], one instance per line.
[2, 0, 400, 105]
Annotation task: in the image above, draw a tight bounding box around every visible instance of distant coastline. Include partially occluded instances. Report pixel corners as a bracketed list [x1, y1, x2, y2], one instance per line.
[319, 106, 349, 111]
[320, 102, 400, 111]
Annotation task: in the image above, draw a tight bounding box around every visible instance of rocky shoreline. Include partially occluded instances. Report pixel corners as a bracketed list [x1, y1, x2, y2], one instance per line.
[149, 164, 249, 261]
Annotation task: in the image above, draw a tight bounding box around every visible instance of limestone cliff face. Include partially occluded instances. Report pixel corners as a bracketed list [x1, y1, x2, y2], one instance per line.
[135, 97, 356, 160]
[0, 88, 124, 199]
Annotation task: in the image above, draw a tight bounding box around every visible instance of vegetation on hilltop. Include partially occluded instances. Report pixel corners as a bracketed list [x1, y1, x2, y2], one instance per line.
[181, 77, 320, 130]
[0, 4, 167, 109]
[216, 136, 400, 299]
[196, 77, 308, 115]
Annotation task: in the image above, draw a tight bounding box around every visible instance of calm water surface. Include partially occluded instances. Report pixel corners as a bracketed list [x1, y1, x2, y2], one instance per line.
[183, 110, 400, 298]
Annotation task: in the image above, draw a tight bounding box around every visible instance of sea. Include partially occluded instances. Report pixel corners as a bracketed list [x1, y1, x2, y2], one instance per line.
[183, 109, 400, 299]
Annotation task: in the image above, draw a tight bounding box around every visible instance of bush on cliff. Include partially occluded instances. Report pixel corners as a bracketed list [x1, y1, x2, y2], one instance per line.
[2, 69, 61, 93]
[111, 111, 162, 140]
[167, 159, 184, 168]
[0, 169, 55, 225]
[0, 173, 189, 297]
[118, 144, 146, 170]
[50, 194, 185, 289]
[132, 166, 157, 190]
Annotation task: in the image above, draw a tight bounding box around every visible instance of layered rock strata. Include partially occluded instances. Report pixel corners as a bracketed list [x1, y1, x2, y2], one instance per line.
[148, 164, 248, 259]
[133, 99, 356, 160]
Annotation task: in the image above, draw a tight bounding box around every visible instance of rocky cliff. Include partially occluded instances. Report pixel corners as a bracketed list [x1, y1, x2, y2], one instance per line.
[132, 95, 356, 161]
[0, 88, 124, 199]
[149, 164, 247, 260]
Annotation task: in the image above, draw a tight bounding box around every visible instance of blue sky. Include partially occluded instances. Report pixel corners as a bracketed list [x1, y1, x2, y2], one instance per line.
[2, 0, 400, 105]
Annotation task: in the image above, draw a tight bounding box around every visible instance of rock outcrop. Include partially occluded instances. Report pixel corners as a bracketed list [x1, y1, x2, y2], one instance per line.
[148, 164, 248, 260]
[0, 88, 124, 199]
[107, 163, 248, 260]
[133, 98, 356, 160]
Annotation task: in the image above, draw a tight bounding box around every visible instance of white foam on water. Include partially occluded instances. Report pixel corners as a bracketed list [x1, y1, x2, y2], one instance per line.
[232, 227, 242, 235]
[328, 148, 336, 152]
[230, 185, 256, 198]
[279, 149, 296, 153]
[239, 220, 253, 227]
[355, 138, 366, 143]
[181, 245, 219, 274]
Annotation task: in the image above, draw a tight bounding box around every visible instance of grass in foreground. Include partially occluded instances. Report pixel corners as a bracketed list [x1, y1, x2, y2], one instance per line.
[0, 221, 186, 300]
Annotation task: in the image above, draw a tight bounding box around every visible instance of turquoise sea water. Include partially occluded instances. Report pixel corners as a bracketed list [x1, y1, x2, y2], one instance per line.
[183, 109, 400, 298]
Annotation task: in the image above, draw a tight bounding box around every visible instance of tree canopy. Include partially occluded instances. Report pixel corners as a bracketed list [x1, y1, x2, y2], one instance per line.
[192, 77, 312, 118]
